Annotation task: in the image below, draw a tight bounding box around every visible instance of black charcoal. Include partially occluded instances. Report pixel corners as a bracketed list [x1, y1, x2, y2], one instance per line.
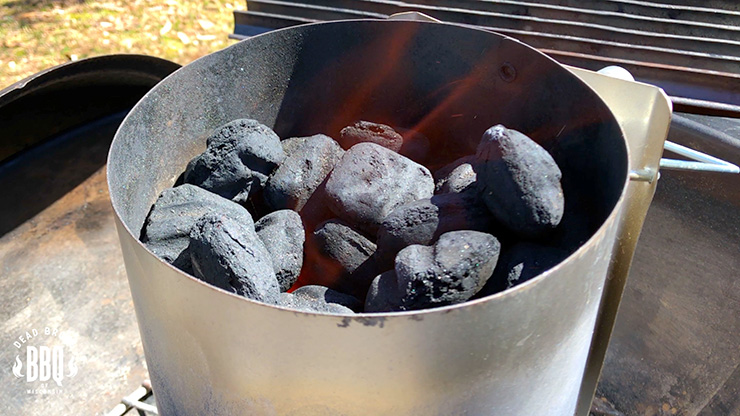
[279, 292, 354, 314]
[324, 143, 434, 235]
[140, 184, 255, 273]
[189, 213, 280, 303]
[339, 121, 403, 152]
[375, 193, 493, 269]
[183, 119, 285, 203]
[364, 271, 403, 313]
[254, 210, 305, 291]
[309, 219, 379, 299]
[476, 125, 564, 236]
[394, 230, 500, 311]
[477, 242, 566, 297]
[292, 285, 362, 312]
[264, 134, 344, 211]
[434, 155, 478, 195]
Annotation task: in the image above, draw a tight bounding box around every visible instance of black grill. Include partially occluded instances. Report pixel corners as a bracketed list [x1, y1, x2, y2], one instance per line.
[231, 0, 740, 114]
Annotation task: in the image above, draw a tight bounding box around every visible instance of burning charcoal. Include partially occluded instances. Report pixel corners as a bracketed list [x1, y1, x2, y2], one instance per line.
[364, 271, 403, 313]
[476, 125, 564, 236]
[394, 230, 500, 311]
[140, 184, 255, 274]
[309, 219, 379, 299]
[189, 213, 280, 303]
[325, 143, 434, 235]
[183, 119, 285, 203]
[292, 285, 362, 312]
[339, 121, 403, 152]
[476, 242, 566, 297]
[375, 193, 494, 269]
[254, 210, 305, 292]
[397, 128, 431, 164]
[264, 134, 344, 211]
[279, 292, 354, 314]
[434, 155, 477, 195]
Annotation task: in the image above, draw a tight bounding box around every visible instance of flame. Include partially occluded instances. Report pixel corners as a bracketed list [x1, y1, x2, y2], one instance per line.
[67, 356, 78, 378]
[293, 232, 345, 291]
[12, 356, 23, 378]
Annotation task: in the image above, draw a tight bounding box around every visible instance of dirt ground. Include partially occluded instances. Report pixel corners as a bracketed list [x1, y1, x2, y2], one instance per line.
[0, 0, 243, 89]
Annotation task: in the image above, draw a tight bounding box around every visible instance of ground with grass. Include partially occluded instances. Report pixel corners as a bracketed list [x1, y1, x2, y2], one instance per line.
[0, 0, 243, 89]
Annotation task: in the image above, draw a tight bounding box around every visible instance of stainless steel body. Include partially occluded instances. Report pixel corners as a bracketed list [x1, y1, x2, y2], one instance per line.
[108, 20, 668, 415]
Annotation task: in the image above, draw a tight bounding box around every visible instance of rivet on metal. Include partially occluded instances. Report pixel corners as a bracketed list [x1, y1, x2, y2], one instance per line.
[629, 168, 658, 183]
[499, 63, 517, 82]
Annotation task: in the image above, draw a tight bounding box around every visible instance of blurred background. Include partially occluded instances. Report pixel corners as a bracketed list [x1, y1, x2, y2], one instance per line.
[0, 0, 241, 88]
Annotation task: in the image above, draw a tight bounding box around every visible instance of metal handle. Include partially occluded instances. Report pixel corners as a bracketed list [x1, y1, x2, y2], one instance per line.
[595, 67, 740, 181]
[660, 140, 740, 174]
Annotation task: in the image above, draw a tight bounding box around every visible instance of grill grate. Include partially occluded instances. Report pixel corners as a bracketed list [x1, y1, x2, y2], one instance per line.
[232, 0, 740, 109]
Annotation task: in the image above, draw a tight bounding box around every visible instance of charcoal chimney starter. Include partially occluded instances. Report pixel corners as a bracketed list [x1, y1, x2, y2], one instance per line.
[108, 19, 670, 415]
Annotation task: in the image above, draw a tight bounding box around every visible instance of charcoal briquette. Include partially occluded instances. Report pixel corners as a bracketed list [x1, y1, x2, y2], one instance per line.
[325, 142, 434, 235]
[309, 219, 379, 299]
[254, 209, 305, 292]
[278, 292, 355, 314]
[140, 184, 255, 273]
[183, 119, 285, 203]
[292, 285, 363, 312]
[375, 193, 494, 269]
[264, 134, 344, 211]
[339, 121, 403, 152]
[434, 155, 478, 195]
[189, 213, 280, 303]
[394, 230, 500, 311]
[364, 271, 403, 313]
[476, 125, 564, 236]
[477, 242, 566, 297]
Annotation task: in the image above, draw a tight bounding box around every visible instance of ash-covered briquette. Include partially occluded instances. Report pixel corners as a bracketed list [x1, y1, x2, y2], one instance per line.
[476, 125, 564, 237]
[364, 271, 402, 313]
[140, 184, 255, 274]
[254, 210, 305, 292]
[375, 192, 494, 269]
[477, 242, 566, 297]
[183, 119, 285, 203]
[264, 134, 344, 211]
[371, 230, 500, 312]
[292, 285, 362, 312]
[339, 121, 403, 152]
[278, 292, 354, 314]
[324, 142, 434, 235]
[189, 213, 280, 303]
[309, 219, 379, 299]
[434, 155, 478, 195]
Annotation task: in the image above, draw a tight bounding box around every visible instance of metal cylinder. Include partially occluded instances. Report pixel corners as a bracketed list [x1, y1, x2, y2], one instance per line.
[109, 20, 629, 415]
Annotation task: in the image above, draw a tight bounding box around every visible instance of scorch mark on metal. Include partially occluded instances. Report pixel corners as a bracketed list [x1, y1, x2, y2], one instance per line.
[337, 316, 387, 328]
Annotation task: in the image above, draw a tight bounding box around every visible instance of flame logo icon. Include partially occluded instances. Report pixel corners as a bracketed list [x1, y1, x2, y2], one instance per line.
[67, 356, 78, 378]
[12, 356, 23, 378]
